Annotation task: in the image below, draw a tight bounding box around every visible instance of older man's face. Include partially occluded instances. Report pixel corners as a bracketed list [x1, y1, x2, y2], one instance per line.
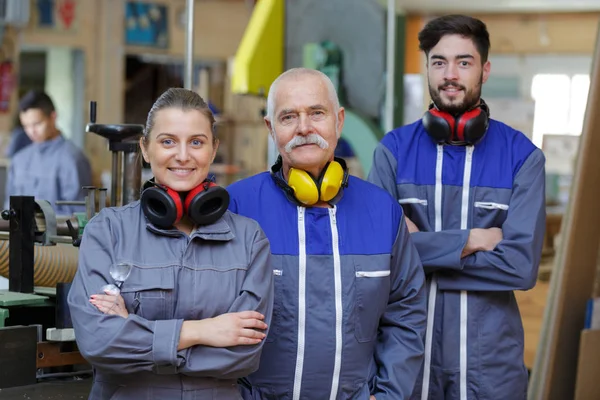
[267, 75, 344, 177]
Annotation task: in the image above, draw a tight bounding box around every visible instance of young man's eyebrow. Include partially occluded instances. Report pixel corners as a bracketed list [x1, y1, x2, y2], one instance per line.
[430, 54, 474, 61]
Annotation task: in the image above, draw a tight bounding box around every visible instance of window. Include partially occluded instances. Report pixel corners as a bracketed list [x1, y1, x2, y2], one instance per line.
[531, 73, 590, 148]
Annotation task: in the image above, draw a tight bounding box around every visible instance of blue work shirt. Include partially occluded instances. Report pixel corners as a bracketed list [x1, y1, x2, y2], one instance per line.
[4, 134, 92, 216]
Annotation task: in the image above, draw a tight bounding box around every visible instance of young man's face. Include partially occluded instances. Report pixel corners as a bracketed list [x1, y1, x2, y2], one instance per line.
[426, 34, 491, 115]
[19, 109, 58, 143]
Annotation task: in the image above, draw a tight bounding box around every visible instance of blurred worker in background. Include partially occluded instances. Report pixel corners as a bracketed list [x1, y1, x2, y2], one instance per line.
[4, 90, 92, 216]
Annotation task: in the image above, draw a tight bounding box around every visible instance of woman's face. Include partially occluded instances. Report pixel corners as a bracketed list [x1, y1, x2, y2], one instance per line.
[140, 107, 218, 192]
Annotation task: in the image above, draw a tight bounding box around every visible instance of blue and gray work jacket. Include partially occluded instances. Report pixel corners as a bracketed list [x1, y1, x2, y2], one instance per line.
[368, 118, 546, 400]
[228, 172, 427, 400]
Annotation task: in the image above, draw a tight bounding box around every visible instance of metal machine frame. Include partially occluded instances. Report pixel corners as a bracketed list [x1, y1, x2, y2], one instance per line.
[0, 0, 199, 391]
[0, 102, 145, 389]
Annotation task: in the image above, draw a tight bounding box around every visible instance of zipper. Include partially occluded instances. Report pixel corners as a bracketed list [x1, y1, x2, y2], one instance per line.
[327, 207, 343, 400]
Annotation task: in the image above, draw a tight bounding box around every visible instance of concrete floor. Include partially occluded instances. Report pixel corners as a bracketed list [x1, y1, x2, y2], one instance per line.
[0, 378, 92, 400]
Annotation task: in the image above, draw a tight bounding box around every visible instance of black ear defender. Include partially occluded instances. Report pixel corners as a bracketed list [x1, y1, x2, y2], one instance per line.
[422, 99, 490, 145]
[140, 178, 230, 229]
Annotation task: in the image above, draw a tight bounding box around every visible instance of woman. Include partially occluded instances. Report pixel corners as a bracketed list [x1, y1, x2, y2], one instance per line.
[68, 88, 274, 400]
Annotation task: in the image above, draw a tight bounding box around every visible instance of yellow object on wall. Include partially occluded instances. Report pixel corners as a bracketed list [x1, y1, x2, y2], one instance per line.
[231, 0, 284, 96]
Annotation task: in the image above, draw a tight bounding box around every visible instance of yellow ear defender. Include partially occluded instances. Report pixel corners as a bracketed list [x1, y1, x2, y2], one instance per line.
[287, 160, 346, 206]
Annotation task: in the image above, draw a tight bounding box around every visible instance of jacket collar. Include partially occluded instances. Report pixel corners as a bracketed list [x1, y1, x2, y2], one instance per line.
[145, 211, 235, 242]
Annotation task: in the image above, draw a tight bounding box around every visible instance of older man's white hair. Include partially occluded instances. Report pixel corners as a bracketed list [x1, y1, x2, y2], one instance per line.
[266, 68, 341, 125]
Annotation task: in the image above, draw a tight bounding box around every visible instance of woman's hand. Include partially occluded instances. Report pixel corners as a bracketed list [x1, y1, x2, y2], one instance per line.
[181, 311, 268, 349]
[90, 290, 129, 318]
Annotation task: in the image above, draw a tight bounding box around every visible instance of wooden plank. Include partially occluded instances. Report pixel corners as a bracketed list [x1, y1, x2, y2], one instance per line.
[528, 21, 600, 400]
[515, 280, 549, 369]
[36, 342, 87, 369]
[574, 329, 600, 400]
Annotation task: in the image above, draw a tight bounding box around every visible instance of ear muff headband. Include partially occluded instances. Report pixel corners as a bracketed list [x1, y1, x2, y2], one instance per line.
[456, 107, 485, 142]
[422, 100, 490, 144]
[287, 168, 321, 205]
[272, 157, 349, 206]
[319, 160, 345, 202]
[186, 182, 230, 226]
[141, 179, 229, 228]
[140, 184, 185, 229]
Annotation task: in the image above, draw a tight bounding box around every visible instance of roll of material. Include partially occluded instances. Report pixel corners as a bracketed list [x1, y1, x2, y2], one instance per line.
[0, 240, 79, 287]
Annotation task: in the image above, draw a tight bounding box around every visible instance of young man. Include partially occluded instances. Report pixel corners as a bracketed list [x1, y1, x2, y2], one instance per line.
[4, 90, 92, 216]
[368, 15, 546, 400]
[228, 68, 427, 399]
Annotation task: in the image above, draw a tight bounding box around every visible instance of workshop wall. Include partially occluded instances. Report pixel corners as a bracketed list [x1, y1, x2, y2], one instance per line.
[0, 27, 20, 139]
[476, 12, 600, 54]
[405, 12, 600, 68]
[404, 12, 600, 122]
[12, 0, 252, 186]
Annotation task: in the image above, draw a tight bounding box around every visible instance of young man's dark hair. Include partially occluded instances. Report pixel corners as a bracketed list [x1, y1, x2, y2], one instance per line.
[418, 14, 491, 63]
[18, 90, 56, 116]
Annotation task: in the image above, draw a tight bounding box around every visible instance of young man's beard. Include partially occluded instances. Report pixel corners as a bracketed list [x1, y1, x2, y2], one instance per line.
[429, 76, 483, 116]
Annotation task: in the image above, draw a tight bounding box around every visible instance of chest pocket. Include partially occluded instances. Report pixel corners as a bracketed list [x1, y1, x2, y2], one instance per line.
[119, 265, 175, 321]
[265, 268, 283, 343]
[397, 184, 430, 231]
[472, 186, 511, 228]
[353, 260, 391, 343]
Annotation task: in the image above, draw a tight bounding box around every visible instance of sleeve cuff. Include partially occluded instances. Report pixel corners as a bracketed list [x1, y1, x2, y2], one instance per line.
[152, 318, 184, 373]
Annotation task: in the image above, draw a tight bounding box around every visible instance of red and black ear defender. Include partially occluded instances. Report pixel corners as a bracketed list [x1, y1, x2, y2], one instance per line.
[140, 178, 230, 229]
[422, 99, 490, 145]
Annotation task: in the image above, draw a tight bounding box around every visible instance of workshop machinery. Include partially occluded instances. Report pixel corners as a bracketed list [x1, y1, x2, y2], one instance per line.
[232, 0, 405, 176]
[0, 102, 144, 390]
[0, 0, 199, 392]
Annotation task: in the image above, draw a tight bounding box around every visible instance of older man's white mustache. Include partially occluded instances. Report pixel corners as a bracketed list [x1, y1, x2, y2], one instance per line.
[284, 134, 329, 153]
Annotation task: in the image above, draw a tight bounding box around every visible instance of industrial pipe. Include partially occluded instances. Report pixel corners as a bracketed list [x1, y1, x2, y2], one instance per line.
[0, 216, 80, 237]
[111, 152, 122, 207]
[184, 0, 195, 89]
[0, 240, 79, 288]
[122, 151, 142, 205]
[384, 0, 396, 133]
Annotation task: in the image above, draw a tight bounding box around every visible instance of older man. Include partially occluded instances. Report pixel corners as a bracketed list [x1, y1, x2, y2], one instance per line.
[227, 68, 427, 400]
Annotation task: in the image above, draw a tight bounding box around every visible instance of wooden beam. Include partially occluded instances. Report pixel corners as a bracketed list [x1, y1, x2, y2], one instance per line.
[528, 20, 600, 400]
[36, 342, 87, 369]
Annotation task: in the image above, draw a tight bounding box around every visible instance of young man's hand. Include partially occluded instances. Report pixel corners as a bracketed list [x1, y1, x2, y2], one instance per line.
[405, 216, 420, 233]
[461, 228, 503, 257]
